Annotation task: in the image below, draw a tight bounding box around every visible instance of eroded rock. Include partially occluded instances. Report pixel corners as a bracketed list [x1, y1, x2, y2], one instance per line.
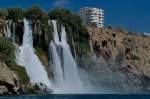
[87, 27, 150, 92]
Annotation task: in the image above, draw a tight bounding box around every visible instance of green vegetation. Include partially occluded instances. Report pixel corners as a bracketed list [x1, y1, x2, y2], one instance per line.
[108, 25, 113, 30]
[131, 54, 140, 60]
[25, 5, 50, 31]
[6, 7, 24, 22]
[116, 26, 125, 33]
[25, 6, 46, 21]
[0, 37, 16, 67]
[13, 65, 30, 85]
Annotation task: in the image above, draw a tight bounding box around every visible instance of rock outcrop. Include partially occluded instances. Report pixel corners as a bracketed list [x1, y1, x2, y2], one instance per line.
[0, 62, 23, 94]
[87, 27, 150, 92]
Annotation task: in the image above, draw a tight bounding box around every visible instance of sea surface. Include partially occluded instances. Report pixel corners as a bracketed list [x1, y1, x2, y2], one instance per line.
[1, 93, 150, 99]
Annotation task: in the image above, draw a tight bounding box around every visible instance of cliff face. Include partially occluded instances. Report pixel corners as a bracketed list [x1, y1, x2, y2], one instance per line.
[87, 27, 150, 92]
[0, 17, 4, 37]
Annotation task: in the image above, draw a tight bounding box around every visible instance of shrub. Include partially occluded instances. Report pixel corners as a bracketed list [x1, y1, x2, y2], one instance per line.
[131, 54, 140, 60]
[108, 25, 113, 30]
[13, 65, 30, 85]
[116, 26, 125, 33]
[0, 37, 16, 67]
[25, 5, 47, 22]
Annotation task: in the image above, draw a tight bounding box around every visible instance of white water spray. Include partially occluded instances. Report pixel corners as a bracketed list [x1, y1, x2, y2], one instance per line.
[49, 41, 63, 85]
[16, 19, 52, 89]
[49, 20, 64, 86]
[4, 20, 15, 44]
[12, 23, 16, 43]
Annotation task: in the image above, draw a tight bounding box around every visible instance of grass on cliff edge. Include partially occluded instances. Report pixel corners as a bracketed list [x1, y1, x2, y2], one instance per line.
[14, 65, 30, 85]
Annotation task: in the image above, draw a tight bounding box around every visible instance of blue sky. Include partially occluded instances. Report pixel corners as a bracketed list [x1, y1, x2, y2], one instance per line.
[0, 0, 150, 33]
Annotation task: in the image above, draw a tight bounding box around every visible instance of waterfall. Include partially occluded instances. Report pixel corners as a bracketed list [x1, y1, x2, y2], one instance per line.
[5, 20, 12, 38]
[4, 20, 15, 44]
[61, 24, 82, 85]
[12, 23, 16, 43]
[49, 20, 63, 86]
[49, 41, 63, 85]
[49, 20, 84, 93]
[16, 18, 52, 89]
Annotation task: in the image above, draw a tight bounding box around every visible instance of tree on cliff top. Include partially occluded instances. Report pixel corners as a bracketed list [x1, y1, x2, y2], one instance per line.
[25, 6, 48, 22]
[6, 7, 24, 22]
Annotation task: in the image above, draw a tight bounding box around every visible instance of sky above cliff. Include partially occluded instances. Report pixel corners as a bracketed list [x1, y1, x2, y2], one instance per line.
[0, 0, 149, 33]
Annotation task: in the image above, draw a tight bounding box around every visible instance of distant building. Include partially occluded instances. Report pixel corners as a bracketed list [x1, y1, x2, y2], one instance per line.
[80, 7, 104, 28]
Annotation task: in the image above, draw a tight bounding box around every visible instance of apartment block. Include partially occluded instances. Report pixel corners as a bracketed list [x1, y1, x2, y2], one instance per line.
[80, 7, 104, 28]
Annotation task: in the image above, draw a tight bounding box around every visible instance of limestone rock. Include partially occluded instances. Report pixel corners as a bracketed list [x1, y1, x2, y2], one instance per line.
[88, 27, 150, 91]
[0, 62, 22, 94]
[0, 62, 15, 85]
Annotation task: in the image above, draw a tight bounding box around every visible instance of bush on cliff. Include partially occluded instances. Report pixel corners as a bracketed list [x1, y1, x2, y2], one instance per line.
[0, 37, 16, 67]
[14, 65, 30, 85]
[6, 7, 24, 22]
[25, 5, 48, 23]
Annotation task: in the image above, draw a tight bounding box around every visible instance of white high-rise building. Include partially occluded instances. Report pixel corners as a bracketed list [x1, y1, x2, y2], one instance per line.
[80, 7, 104, 28]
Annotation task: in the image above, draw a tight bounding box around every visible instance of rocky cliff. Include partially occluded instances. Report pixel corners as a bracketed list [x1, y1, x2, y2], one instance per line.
[86, 27, 150, 92]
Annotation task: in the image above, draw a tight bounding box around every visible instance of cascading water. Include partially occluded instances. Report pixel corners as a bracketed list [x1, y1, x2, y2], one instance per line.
[4, 20, 12, 38]
[49, 20, 63, 86]
[16, 18, 52, 89]
[49, 20, 84, 93]
[12, 23, 16, 43]
[61, 25, 81, 85]
[4, 20, 15, 44]
[49, 41, 63, 85]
